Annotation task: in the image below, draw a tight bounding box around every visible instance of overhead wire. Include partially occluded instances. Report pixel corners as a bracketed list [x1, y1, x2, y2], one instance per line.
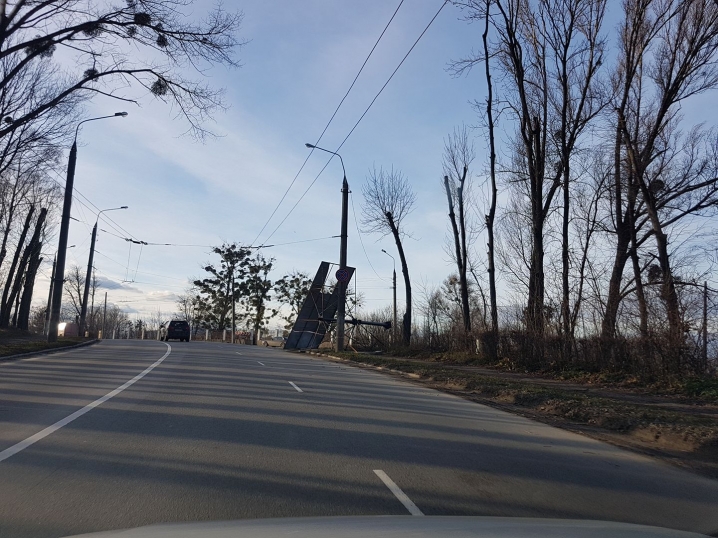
[42, 165, 137, 242]
[260, 0, 449, 246]
[258, 235, 339, 248]
[350, 193, 387, 282]
[250, 0, 406, 248]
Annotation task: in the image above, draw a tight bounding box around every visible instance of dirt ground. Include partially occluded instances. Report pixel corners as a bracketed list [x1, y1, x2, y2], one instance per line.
[307, 350, 718, 480]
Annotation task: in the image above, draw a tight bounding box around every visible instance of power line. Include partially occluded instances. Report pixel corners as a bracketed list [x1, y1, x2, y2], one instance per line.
[43, 165, 137, 242]
[251, 0, 406, 248]
[350, 192, 387, 281]
[260, 0, 449, 245]
[258, 235, 339, 248]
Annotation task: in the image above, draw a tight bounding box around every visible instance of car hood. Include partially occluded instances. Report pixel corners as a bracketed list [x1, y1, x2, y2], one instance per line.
[67, 516, 708, 538]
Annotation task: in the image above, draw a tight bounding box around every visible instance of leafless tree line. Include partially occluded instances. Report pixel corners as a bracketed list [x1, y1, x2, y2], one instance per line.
[0, 0, 243, 333]
[359, 0, 718, 379]
[445, 0, 718, 376]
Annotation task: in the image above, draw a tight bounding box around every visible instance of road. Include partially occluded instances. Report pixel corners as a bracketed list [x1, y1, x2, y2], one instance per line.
[0, 340, 716, 537]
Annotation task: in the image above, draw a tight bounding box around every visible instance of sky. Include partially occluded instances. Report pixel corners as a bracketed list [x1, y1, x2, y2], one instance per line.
[34, 0, 488, 327]
[34, 0, 716, 329]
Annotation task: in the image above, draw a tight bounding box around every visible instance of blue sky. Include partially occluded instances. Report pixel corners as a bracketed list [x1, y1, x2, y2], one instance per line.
[36, 0, 487, 324]
[34, 0, 718, 328]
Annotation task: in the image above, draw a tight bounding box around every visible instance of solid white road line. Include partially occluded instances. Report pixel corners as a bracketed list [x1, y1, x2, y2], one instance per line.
[258, 361, 265, 366]
[0, 343, 172, 463]
[373, 469, 424, 516]
[288, 381, 303, 393]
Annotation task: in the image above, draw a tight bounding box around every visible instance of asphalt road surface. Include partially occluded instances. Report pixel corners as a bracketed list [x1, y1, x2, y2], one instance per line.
[0, 340, 716, 537]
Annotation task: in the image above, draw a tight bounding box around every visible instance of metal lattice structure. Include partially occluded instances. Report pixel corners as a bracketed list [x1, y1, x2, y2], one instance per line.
[284, 261, 355, 350]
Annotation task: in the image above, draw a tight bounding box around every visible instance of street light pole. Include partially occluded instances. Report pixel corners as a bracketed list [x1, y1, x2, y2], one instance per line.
[305, 143, 348, 352]
[382, 249, 397, 344]
[48, 112, 128, 342]
[79, 206, 127, 336]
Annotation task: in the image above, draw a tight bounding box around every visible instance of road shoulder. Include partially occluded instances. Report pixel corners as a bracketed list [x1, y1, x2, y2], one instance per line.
[301, 349, 718, 481]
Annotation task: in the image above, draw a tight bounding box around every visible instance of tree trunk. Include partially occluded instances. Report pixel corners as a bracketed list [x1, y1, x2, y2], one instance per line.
[561, 162, 570, 338]
[483, 0, 499, 359]
[0, 205, 34, 326]
[443, 175, 470, 335]
[526, 116, 546, 339]
[386, 211, 411, 346]
[628, 202, 648, 336]
[6, 208, 46, 328]
[602, 231, 630, 338]
[18, 249, 42, 331]
[0, 186, 18, 270]
[457, 169, 471, 335]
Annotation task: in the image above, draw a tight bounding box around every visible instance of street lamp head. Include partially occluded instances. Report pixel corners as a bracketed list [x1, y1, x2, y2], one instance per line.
[305, 143, 315, 149]
[120, 206, 128, 209]
[115, 112, 128, 117]
[381, 249, 387, 254]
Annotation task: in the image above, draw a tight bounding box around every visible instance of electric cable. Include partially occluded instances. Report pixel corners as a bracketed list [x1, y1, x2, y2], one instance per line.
[250, 0, 406, 247]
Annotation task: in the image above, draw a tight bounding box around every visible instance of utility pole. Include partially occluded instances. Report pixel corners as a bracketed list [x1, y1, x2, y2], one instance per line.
[48, 139, 77, 342]
[44, 255, 56, 335]
[79, 206, 126, 337]
[382, 249, 397, 344]
[89, 267, 96, 335]
[102, 291, 107, 339]
[337, 177, 349, 352]
[48, 113, 127, 342]
[79, 223, 97, 336]
[231, 267, 235, 344]
[305, 143, 349, 353]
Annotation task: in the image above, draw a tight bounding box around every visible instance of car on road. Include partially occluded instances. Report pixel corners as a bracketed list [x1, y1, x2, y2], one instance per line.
[160, 320, 190, 342]
[260, 336, 286, 347]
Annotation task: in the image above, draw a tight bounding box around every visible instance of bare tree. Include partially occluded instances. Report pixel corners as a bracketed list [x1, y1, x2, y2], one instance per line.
[482, 0, 500, 355]
[442, 126, 475, 336]
[3, 206, 46, 327]
[64, 264, 85, 320]
[362, 166, 416, 345]
[0, 0, 244, 139]
[454, 0, 606, 349]
[0, 203, 33, 323]
[602, 0, 718, 346]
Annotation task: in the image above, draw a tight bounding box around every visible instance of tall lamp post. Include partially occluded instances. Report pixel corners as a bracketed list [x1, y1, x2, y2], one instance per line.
[79, 206, 128, 336]
[44, 245, 75, 335]
[48, 112, 128, 342]
[305, 143, 348, 352]
[381, 249, 397, 344]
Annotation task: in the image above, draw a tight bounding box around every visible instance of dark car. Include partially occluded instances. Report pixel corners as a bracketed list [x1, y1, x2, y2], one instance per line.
[161, 320, 190, 342]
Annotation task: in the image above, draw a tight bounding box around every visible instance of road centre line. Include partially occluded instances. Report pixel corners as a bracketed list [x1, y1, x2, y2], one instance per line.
[0, 343, 172, 463]
[288, 381, 303, 392]
[258, 361, 265, 366]
[373, 469, 424, 516]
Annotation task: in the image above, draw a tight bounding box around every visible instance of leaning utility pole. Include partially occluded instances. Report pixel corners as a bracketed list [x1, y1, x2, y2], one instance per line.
[79, 222, 97, 336]
[44, 255, 56, 335]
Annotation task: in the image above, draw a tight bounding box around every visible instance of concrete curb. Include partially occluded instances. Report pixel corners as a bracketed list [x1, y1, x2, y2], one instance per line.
[0, 339, 100, 363]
